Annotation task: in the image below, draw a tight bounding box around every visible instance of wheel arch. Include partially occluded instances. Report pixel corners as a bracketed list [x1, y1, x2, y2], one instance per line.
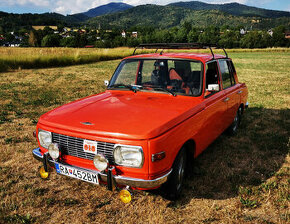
[171, 139, 196, 168]
[183, 139, 196, 160]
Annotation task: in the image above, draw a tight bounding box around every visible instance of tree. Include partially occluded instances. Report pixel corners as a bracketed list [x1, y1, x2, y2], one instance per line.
[240, 31, 263, 48]
[272, 25, 288, 47]
[187, 28, 199, 43]
[42, 26, 54, 36]
[198, 26, 220, 44]
[174, 27, 188, 43]
[41, 34, 60, 47]
[60, 37, 77, 47]
[5, 33, 15, 42]
[57, 24, 65, 33]
[181, 21, 192, 33]
[219, 30, 241, 48]
[126, 37, 140, 47]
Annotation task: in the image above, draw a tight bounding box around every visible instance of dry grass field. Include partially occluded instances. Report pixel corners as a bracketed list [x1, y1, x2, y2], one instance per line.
[0, 47, 134, 72]
[0, 50, 289, 223]
[0, 47, 288, 73]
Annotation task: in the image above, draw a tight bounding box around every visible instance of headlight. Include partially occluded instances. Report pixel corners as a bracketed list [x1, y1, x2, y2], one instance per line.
[93, 154, 108, 172]
[113, 145, 143, 168]
[38, 129, 52, 149]
[48, 143, 60, 160]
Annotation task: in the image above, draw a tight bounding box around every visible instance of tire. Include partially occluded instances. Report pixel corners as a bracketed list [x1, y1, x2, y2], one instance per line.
[227, 107, 242, 136]
[164, 147, 187, 200]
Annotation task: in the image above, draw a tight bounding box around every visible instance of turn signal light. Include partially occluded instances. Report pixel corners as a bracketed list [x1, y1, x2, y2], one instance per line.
[152, 151, 166, 162]
[119, 189, 131, 203]
[39, 166, 49, 179]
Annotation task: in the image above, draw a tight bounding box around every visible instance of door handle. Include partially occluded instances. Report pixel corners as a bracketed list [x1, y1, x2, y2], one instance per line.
[223, 97, 230, 102]
[237, 90, 243, 94]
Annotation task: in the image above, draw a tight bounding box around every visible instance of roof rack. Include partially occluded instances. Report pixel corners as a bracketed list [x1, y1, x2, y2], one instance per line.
[133, 43, 228, 59]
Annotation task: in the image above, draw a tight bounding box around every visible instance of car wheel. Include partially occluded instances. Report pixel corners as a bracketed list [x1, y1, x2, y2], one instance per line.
[227, 107, 242, 136]
[164, 147, 187, 200]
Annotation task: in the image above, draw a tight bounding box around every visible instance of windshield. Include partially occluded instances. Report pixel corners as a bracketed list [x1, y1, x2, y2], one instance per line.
[109, 59, 203, 96]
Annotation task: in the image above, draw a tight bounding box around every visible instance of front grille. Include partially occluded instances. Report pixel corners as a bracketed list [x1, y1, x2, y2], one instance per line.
[52, 133, 115, 163]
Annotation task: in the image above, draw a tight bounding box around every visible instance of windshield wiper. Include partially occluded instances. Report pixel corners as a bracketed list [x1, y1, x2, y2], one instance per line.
[109, 84, 138, 93]
[152, 87, 177, 96]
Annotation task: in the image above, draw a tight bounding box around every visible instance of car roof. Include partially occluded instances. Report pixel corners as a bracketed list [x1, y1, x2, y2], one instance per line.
[124, 52, 228, 63]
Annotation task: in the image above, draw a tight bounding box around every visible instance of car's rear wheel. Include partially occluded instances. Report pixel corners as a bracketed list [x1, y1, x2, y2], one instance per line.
[164, 147, 187, 200]
[227, 107, 242, 135]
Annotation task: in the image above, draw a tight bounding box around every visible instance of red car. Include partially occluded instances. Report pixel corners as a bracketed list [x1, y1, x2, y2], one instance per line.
[33, 43, 248, 201]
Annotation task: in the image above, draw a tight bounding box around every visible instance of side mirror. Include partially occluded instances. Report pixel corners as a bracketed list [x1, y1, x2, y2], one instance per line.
[207, 84, 219, 91]
[104, 80, 109, 86]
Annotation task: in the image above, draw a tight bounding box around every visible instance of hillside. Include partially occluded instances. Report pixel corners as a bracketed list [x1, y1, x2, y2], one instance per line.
[82, 2, 133, 17]
[87, 4, 290, 29]
[0, 1, 290, 32]
[0, 11, 81, 31]
[169, 1, 290, 18]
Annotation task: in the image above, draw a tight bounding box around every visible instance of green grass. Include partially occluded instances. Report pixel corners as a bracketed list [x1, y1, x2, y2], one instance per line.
[0, 50, 289, 223]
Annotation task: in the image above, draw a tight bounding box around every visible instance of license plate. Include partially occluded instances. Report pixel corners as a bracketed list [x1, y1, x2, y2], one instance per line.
[55, 163, 99, 185]
[83, 139, 98, 155]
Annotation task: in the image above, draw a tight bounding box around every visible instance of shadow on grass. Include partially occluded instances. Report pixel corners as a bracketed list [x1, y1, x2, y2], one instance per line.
[155, 107, 289, 204]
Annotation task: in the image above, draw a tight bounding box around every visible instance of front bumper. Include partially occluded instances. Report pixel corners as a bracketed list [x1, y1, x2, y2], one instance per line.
[32, 148, 171, 189]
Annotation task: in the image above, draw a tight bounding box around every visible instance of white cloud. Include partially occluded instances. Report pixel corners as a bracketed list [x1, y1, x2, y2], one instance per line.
[54, 0, 120, 14]
[1, 0, 50, 7]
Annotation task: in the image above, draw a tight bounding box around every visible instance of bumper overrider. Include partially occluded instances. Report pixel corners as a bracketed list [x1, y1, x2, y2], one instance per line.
[32, 148, 171, 189]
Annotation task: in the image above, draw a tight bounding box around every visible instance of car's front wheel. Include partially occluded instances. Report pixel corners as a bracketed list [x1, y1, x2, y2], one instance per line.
[164, 147, 187, 200]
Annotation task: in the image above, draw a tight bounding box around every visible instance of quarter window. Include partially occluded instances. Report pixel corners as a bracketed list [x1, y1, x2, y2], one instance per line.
[219, 60, 235, 89]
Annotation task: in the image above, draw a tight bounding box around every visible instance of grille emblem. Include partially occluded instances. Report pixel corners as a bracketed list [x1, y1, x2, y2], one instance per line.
[81, 122, 94, 125]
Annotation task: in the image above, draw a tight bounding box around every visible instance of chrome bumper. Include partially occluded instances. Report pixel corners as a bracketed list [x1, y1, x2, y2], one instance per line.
[32, 148, 171, 189]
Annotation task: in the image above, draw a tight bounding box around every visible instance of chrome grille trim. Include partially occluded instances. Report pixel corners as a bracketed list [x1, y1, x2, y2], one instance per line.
[52, 133, 115, 163]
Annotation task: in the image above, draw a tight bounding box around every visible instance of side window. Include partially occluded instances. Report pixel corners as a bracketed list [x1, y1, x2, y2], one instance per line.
[219, 60, 236, 89]
[142, 60, 154, 83]
[227, 60, 236, 85]
[219, 60, 231, 89]
[205, 61, 220, 90]
[168, 60, 202, 96]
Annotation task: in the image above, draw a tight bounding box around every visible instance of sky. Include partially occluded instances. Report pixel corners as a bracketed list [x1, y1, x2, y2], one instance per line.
[0, 0, 289, 15]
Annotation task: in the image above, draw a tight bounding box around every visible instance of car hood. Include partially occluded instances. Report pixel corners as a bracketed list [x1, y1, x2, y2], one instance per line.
[38, 90, 204, 140]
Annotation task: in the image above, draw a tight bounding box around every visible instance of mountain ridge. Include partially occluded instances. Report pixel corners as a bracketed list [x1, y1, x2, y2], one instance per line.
[168, 1, 290, 18]
[0, 1, 289, 32]
[74, 2, 133, 19]
[87, 4, 290, 29]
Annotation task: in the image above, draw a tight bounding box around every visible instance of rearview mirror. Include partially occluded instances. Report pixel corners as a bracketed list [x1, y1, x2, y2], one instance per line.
[208, 84, 219, 91]
[104, 80, 109, 86]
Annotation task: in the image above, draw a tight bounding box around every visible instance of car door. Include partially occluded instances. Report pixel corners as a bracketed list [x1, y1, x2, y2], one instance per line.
[198, 61, 228, 153]
[218, 59, 241, 127]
